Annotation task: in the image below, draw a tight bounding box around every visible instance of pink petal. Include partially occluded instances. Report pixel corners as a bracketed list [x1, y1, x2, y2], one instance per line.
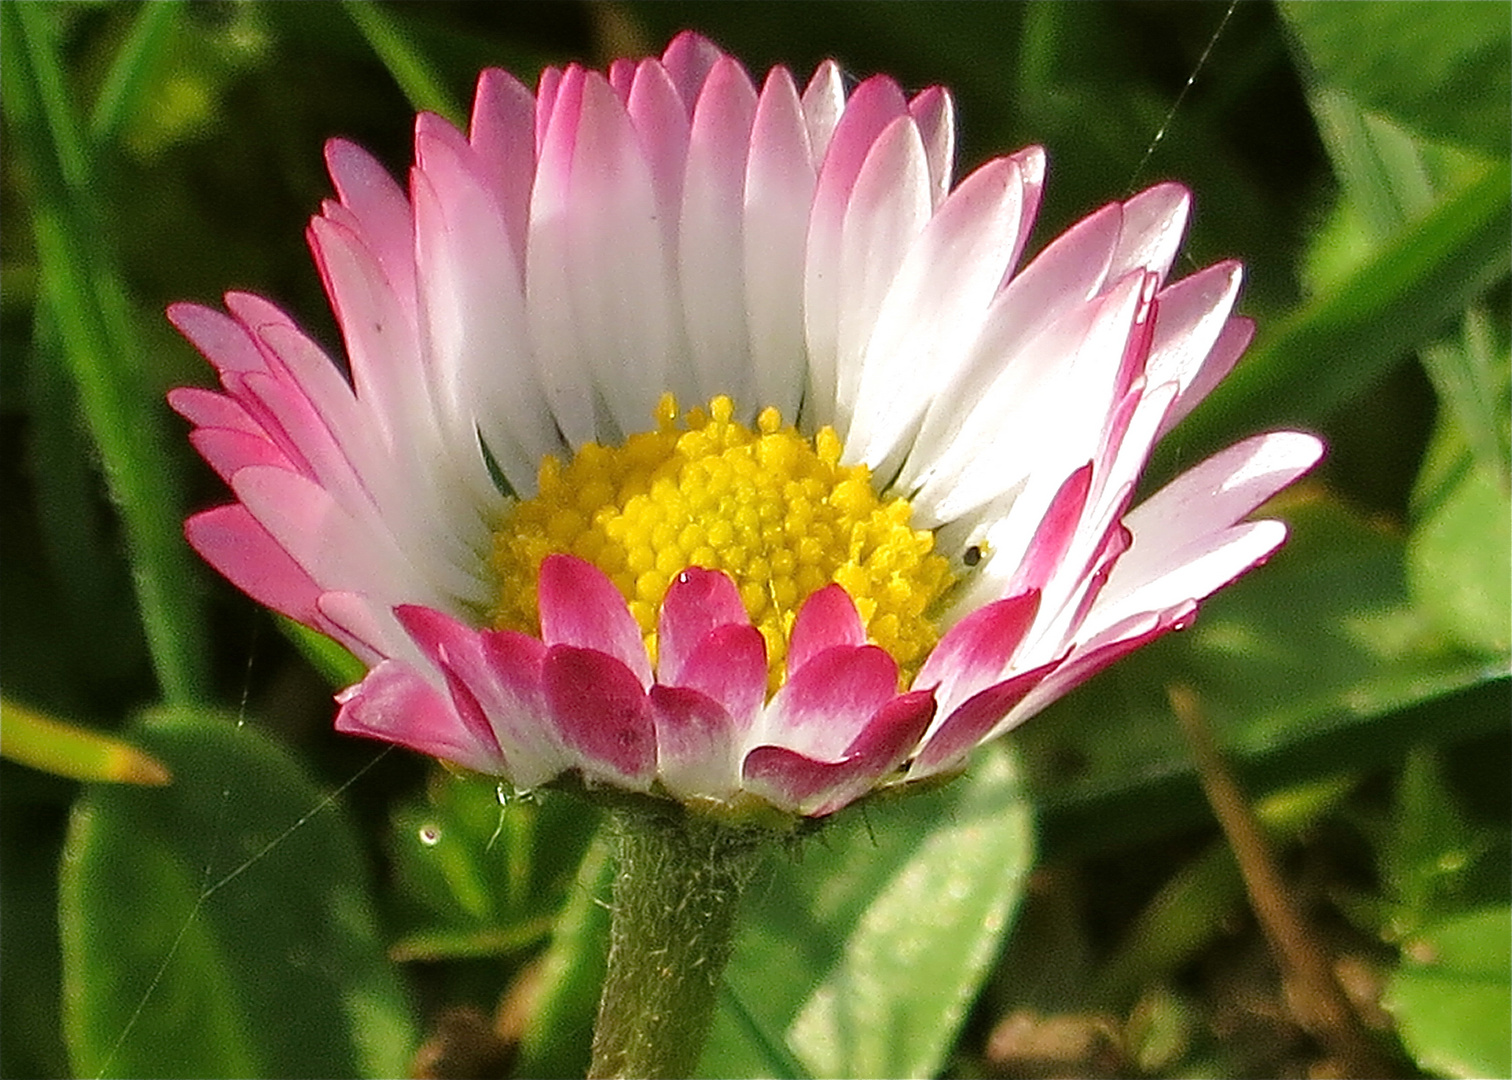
[1158, 315, 1253, 440]
[188, 426, 289, 483]
[907, 86, 955, 207]
[626, 58, 693, 235]
[185, 504, 323, 626]
[468, 67, 537, 265]
[668, 623, 767, 734]
[680, 55, 760, 402]
[393, 605, 569, 789]
[335, 660, 505, 773]
[911, 662, 1059, 778]
[568, 72, 681, 437]
[743, 690, 934, 816]
[786, 584, 866, 674]
[168, 302, 270, 377]
[657, 567, 752, 683]
[804, 74, 910, 425]
[1143, 261, 1242, 400]
[833, 113, 931, 430]
[1109, 183, 1190, 286]
[167, 385, 260, 435]
[650, 684, 741, 801]
[324, 138, 417, 309]
[525, 67, 594, 447]
[744, 65, 815, 419]
[1002, 464, 1093, 598]
[542, 645, 655, 788]
[763, 644, 898, 760]
[1109, 432, 1325, 595]
[915, 590, 1041, 712]
[661, 31, 728, 109]
[537, 554, 653, 686]
[390, 605, 507, 760]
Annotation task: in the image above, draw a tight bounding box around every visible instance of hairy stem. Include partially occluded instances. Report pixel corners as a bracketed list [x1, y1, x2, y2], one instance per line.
[588, 807, 767, 1079]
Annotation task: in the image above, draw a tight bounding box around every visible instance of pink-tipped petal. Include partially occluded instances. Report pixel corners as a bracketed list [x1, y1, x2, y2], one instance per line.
[744, 690, 935, 816]
[1003, 464, 1093, 598]
[542, 645, 655, 788]
[657, 566, 751, 683]
[911, 662, 1059, 778]
[185, 505, 323, 626]
[670, 624, 767, 733]
[915, 590, 1041, 711]
[650, 685, 741, 801]
[786, 584, 866, 674]
[468, 67, 537, 263]
[745, 65, 815, 419]
[537, 555, 653, 686]
[763, 644, 898, 760]
[336, 660, 505, 773]
[1109, 183, 1190, 286]
[681, 55, 759, 403]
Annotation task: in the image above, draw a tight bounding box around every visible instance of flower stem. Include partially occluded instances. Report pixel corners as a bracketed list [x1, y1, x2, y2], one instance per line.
[588, 806, 767, 1079]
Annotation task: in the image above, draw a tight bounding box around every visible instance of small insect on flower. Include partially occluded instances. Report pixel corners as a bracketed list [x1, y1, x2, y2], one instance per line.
[171, 32, 1322, 823]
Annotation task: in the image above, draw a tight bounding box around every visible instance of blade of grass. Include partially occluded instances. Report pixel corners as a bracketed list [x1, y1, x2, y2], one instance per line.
[1163, 160, 1511, 465]
[88, 0, 187, 143]
[4, 3, 210, 703]
[1, 699, 172, 786]
[341, 0, 463, 125]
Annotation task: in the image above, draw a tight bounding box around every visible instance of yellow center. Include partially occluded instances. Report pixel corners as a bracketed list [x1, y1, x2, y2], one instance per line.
[491, 395, 952, 691]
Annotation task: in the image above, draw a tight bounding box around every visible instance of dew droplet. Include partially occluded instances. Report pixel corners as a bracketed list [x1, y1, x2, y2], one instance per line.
[418, 824, 441, 846]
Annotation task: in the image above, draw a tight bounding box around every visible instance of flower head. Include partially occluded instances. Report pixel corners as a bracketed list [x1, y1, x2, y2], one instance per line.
[171, 33, 1322, 820]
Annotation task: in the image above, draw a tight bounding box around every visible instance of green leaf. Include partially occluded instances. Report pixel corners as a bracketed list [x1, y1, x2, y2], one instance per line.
[59, 707, 416, 1078]
[386, 773, 598, 959]
[1379, 749, 1503, 944]
[1409, 419, 1512, 656]
[1384, 906, 1512, 1079]
[1281, 1, 1510, 157]
[703, 742, 1033, 1079]
[1022, 490, 1509, 859]
[516, 833, 616, 1080]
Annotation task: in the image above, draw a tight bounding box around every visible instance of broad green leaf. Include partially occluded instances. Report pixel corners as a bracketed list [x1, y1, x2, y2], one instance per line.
[386, 773, 598, 961]
[1021, 490, 1509, 859]
[702, 742, 1033, 1079]
[1281, 2, 1511, 157]
[1409, 419, 1512, 656]
[1379, 749, 1504, 944]
[1384, 906, 1512, 1079]
[59, 707, 416, 1078]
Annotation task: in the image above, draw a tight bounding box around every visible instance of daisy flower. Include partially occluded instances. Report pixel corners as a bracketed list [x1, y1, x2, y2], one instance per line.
[169, 32, 1322, 822]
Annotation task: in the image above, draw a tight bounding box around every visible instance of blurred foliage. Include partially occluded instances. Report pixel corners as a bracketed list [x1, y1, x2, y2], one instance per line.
[1, 2, 1506, 1078]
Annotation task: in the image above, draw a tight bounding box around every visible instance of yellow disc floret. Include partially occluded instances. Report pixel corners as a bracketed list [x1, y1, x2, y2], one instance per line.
[491, 396, 952, 692]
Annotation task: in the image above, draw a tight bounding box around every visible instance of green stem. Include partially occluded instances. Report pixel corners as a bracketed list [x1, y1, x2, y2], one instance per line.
[588, 807, 767, 1079]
